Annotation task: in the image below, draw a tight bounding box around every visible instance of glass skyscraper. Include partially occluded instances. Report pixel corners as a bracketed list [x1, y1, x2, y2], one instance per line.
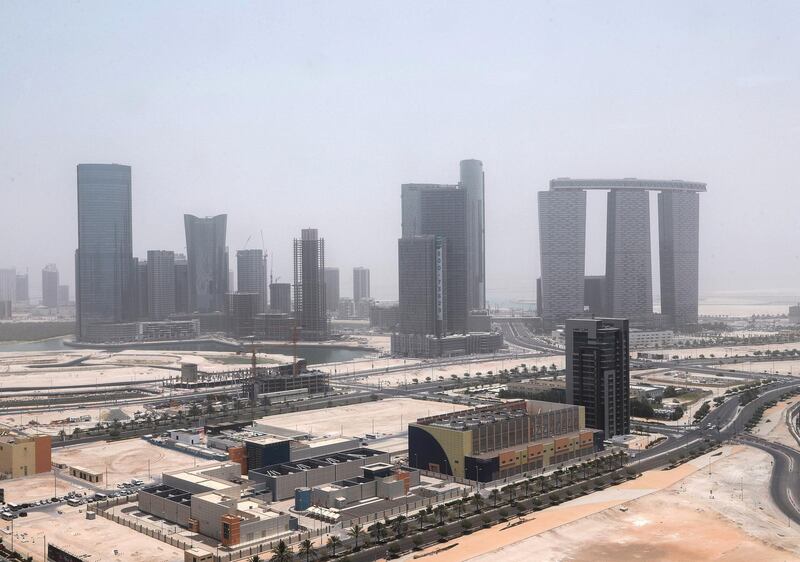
[184, 214, 228, 313]
[75, 163, 133, 340]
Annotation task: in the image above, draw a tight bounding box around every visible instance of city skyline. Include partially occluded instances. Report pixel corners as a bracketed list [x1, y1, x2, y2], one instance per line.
[3, 3, 799, 304]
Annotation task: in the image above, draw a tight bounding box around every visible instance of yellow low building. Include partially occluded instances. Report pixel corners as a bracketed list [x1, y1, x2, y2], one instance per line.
[0, 434, 52, 478]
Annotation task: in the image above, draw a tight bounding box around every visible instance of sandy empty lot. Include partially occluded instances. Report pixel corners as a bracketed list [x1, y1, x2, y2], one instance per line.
[404, 446, 800, 562]
[0, 471, 91, 504]
[52, 438, 213, 486]
[2, 504, 184, 562]
[256, 397, 470, 438]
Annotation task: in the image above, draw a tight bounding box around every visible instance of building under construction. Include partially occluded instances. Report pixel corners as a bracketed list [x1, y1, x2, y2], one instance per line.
[247, 367, 330, 398]
[172, 360, 328, 398]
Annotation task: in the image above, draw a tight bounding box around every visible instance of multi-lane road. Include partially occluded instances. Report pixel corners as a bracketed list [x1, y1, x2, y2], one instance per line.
[633, 378, 800, 523]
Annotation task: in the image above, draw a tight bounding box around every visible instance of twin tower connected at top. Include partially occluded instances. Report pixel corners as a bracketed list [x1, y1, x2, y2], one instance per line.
[538, 178, 706, 330]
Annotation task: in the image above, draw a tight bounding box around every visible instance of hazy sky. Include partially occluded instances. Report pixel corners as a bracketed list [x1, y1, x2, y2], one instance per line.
[2, 1, 799, 303]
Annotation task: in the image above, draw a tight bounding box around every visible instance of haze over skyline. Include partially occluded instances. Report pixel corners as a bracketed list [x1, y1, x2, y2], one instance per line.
[2, 1, 799, 303]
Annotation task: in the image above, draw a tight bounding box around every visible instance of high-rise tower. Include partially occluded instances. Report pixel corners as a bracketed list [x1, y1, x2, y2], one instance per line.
[76, 163, 133, 340]
[293, 229, 328, 340]
[147, 250, 176, 320]
[658, 190, 700, 327]
[184, 214, 228, 313]
[400, 183, 467, 334]
[353, 267, 370, 303]
[460, 159, 485, 311]
[537, 189, 587, 325]
[538, 179, 705, 329]
[324, 267, 340, 314]
[237, 249, 268, 313]
[42, 264, 59, 308]
[565, 317, 630, 437]
[605, 190, 652, 323]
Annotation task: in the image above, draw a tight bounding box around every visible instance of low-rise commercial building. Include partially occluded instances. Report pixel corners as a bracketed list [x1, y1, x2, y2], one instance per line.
[69, 465, 102, 483]
[628, 329, 674, 349]
[309, 462, 419, 509]
[0, 434, 51, 478]
[789, 304, 800, 324]
[505, 380, 566, 402]
[249, 448, 391, 501]
[391, 331, 504, 358]
[81, 320, 200, 343]
[369, 303, 400, 331]
[408, 401, 602, 482]
[139, 463, 296, 547]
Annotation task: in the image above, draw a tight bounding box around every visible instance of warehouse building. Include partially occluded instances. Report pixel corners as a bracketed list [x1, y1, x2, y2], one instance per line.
[249, 448, 391, 501]
[408, 400, 602, 482]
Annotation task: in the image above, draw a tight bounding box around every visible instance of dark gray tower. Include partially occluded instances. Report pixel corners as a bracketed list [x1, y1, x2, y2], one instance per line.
[76, 163, 133, 340]
[401, 183, 467, 334]
[324, 267, 340, 313]
[353, 267, 371, 302]
[147, 250, 176, 320]
[184, 214, 228, 313]
[42, 264, 59, 308]
[174, 253, 189, 314]
[460, 159, 485, 311]
[605, 190, 653, 323]
[237, 249, 268, 313]
[659, 190, 700, 328]
[398, 236, 447, 336]
[565, 317, 630, 437]
[15, 273, 28, 304]
[293, 229, 328, 340]
[269, 282, 292, 314]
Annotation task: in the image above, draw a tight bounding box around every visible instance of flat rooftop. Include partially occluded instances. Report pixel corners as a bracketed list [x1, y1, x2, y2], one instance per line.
[170, 472, 233, 491]
[141, 484, 192, 506]
[549, 178, 706, 192]
[418, 400, 575, 431]
[251, 448, 387, 477]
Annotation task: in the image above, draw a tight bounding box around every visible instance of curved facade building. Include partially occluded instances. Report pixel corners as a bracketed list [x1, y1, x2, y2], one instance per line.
[76, 163, 134, 340]
[184, 214, 228, 313]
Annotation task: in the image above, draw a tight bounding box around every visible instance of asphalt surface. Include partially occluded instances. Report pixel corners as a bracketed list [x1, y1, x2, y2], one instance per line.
[737, 434, 800, 524]
[632, 379, 800, 523]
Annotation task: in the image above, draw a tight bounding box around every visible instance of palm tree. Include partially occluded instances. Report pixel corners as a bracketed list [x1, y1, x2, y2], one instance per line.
[391, 515, 407, 537]
[298, 539, 316, 562]
[536, 476, 546, 494]
[489, 488, 501, 508]
[270, 540, 293, 562]
[454, 499, 464, 518]
[433, 504, 448, 525]
[413, 511, 428, 530]
[471, 493, 484, 513]
[370, 521, 387, 542]
[505, 484, 516, 503]
[522, 479, 531, 498]
[348, 524, 365, 550]
[326, 536, 342, 557]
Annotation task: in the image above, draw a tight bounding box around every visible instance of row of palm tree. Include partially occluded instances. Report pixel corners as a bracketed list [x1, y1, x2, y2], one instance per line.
[259, 453, 630, 562]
